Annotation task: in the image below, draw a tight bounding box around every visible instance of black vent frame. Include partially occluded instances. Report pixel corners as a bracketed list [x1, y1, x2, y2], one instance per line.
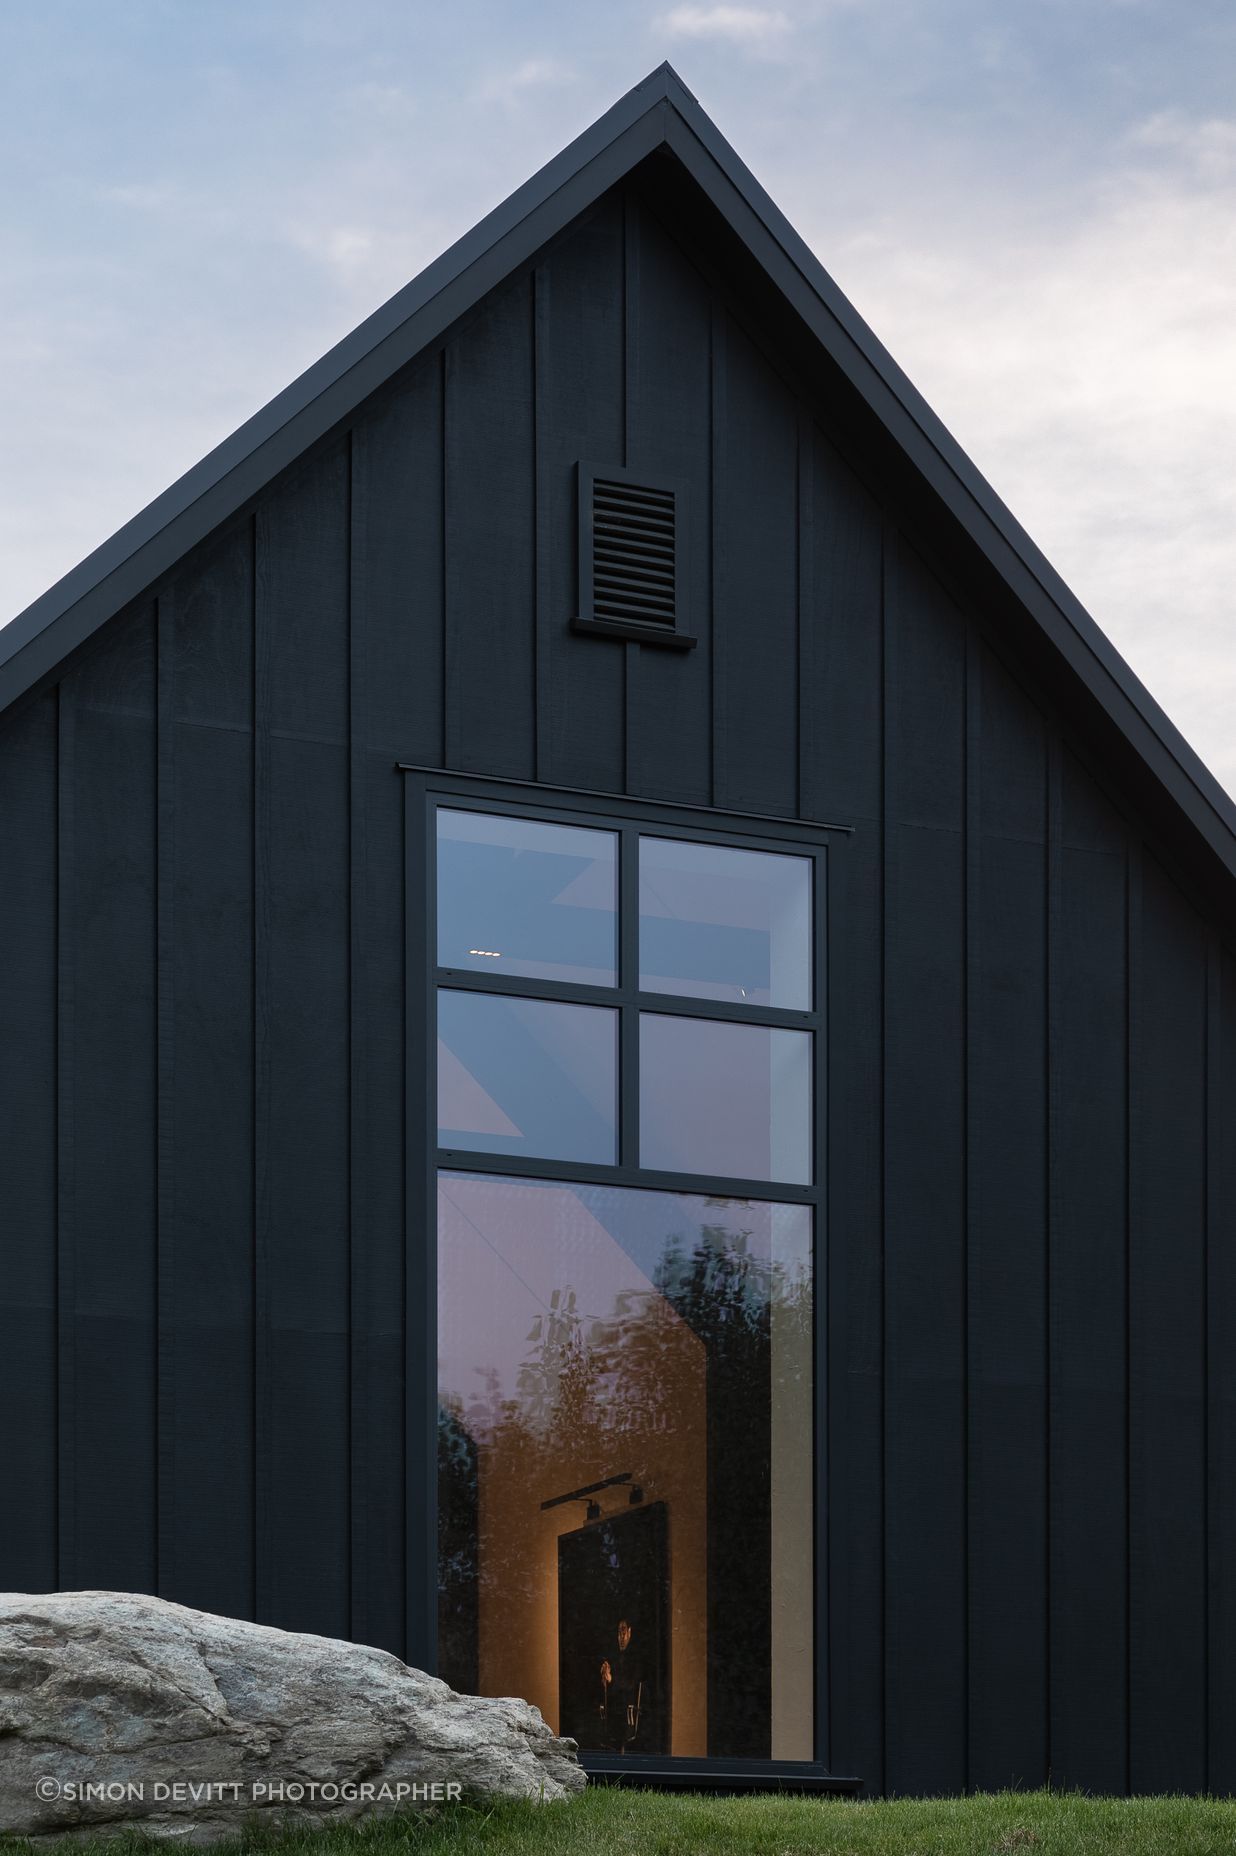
[572, 462, 696, 650]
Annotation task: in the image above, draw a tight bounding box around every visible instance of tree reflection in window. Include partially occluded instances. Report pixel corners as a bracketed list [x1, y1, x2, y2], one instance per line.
[437, 1174, 812, 1759]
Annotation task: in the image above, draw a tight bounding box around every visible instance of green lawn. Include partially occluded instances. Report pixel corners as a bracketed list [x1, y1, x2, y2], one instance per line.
[12, 1790, 1236, 1856]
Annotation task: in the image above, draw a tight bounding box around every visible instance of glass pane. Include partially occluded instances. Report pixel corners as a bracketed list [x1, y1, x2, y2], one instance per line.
[438, 990, 617, 1164]
[437, 808, 617, 986]
[639, 836, 812, 1009]
[438, 1172, 814, 1761]
[639, 1014, 812, 1184]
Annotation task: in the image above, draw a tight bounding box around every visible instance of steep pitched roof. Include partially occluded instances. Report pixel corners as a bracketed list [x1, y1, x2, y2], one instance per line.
[4, 63, 1234, 890]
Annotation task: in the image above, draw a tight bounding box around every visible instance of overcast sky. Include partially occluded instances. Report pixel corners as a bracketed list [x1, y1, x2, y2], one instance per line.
[3, 2, 1234, 793]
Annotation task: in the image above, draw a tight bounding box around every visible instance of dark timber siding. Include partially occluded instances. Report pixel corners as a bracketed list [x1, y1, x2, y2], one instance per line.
[0, 179, 1231, 1797]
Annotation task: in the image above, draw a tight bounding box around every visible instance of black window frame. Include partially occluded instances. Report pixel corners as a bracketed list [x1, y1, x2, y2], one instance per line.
[404, 767, 836, 1784]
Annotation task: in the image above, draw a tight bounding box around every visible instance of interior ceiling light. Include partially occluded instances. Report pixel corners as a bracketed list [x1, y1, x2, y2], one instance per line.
[469, 949, 502, 957]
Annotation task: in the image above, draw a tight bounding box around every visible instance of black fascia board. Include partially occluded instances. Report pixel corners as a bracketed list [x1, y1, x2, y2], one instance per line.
[3, 58, 1235, 893]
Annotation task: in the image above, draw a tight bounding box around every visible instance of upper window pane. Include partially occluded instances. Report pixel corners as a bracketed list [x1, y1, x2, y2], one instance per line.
[437, 809, 617, 986]
[638, 837, 811, 1009]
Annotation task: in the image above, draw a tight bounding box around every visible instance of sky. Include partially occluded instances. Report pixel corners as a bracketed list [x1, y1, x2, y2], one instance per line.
[3, 2, 1235, 793]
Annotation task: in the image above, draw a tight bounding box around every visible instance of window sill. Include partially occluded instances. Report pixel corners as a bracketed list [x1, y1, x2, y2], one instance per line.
[579, 1754, 861, 1795]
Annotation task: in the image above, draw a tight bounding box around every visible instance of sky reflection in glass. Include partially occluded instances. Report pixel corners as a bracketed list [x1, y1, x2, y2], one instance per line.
[438, 988, 617, 1164]
[640, 1013, 812, 1184]
[639, 836, 811, 1009]
[438, 809, 617, 985]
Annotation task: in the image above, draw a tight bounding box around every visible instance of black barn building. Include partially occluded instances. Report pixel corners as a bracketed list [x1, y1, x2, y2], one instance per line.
[3, 66, 1235, 1797]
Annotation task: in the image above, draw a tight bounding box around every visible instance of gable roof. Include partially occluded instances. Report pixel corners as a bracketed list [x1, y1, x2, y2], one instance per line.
[4, 63, 1235, 893]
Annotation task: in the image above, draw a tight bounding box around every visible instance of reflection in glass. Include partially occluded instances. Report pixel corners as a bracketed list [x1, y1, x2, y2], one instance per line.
[639, 1014, 812, 1184]
[639, 837, 811, 1009]
[438, 991, 617, 1164]
[437, 1173, 813, 1760]
[437, 809, 617, 985]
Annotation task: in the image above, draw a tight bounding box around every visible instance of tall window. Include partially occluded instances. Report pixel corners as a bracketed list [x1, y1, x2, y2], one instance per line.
[432, 795, 820, 1762]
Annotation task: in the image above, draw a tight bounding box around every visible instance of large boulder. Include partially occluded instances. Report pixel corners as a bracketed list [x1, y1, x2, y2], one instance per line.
[0, 1590, 584, 1843]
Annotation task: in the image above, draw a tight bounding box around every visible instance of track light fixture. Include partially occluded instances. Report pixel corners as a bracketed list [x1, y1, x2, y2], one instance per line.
[540, 1472, 633, 1512]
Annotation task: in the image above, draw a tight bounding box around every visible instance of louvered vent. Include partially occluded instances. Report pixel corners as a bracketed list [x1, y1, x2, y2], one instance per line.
[591, 476, 677, 628]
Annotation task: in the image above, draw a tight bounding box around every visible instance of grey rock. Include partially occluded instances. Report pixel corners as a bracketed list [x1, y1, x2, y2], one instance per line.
[0, 1590, 584, 1843]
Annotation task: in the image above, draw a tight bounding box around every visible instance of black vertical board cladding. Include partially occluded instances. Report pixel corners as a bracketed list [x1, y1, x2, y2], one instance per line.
[346, 755, 407, 1659]
[1129, 852, 1207, 1791]
[802, 432, 881, 826]
[966, 645, 1048, 1789]
[826, 821, 885, 1788]
[624, 192, 712, 803]
[65, 604, 159, 1590]
[351, 367, 442, 1653]
[57, 676, 76, 1586]
[808, 438, 883, 1784]
[1213, 948, 1236, 1793]
[355, 356, 445, 767]
[534, 197, 625, 789]
[1049, 752, 1129, 1791]
[257, 442, 351, 1637]
[712, 312, 798, 815]
[159, 526, 255, 1616]
[0, 692, 58, 1589]
[883, 537, 966, 1796]
[445, 275, 536, 778]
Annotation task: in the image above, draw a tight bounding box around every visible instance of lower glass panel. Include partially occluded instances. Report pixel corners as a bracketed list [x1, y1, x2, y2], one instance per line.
[437, 1171, 814, 1760]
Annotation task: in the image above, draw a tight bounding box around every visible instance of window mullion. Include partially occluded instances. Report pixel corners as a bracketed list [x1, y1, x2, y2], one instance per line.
[619, 823, 640, 1170]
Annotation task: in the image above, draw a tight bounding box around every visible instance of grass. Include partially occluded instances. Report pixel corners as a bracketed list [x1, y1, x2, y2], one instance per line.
[9, 1789, 1236, 1856]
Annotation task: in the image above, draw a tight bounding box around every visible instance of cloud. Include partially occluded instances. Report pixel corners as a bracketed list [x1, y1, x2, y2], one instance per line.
[475, 58, 577, 104]
[657, 6, 792, 48]
[1125, 111, 1236, 185]
[285, 221, 378, 277]
[96, 181, 180, 212]
[814, 113, 1236, 794]
[335, 81, 418, 125]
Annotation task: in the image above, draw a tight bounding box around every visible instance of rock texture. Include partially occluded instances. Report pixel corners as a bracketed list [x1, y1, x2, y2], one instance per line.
[0, 1590, 584, 1843]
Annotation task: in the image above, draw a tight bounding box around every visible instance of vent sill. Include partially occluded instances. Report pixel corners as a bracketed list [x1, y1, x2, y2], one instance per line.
[571, 615, 697, 651]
